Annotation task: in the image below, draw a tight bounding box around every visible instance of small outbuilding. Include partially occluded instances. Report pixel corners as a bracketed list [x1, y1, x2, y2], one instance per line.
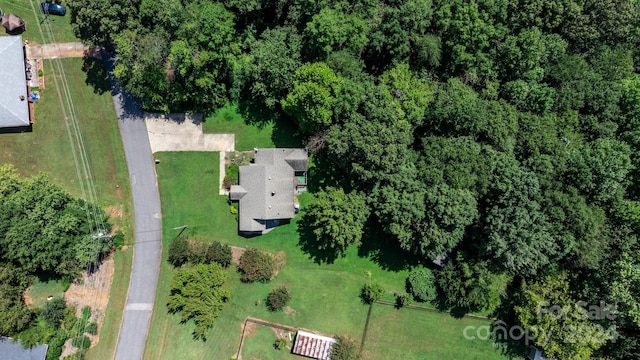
[0, 337, 48, 360]
[291, 330, 336, 360]
[2, 13, 26, 34]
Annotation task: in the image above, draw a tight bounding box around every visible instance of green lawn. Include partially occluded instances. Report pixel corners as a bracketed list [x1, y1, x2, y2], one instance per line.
[202, 103, 300, 151]
[241, 323, 299, 360]
[362, 303, 510, 359]
[26, 278, 68, 308]
[0, 57, 130, 208]
[145, 151, 508, 360]
[0, 0, 77, 43]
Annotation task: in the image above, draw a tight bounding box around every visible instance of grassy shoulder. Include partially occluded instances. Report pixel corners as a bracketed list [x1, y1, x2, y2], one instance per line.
[84, 249, 133, 360]
[146, 151, 509, 360]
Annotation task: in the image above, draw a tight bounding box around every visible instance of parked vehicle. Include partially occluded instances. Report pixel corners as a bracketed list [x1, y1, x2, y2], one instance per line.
[40, 2, 66, 16]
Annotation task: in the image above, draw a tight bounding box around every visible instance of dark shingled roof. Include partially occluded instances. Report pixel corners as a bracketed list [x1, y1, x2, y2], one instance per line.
[0, 337, 48, 360]
[292, 330, 336, 360]
[235, 148, 308, 233]
[0, 35, 30, 128]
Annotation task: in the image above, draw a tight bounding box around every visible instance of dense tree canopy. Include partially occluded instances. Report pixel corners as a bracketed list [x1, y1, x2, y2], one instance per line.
[302, 187, 369, 257]
[68, 0, 640, 356]
[0, 165, 110, 276]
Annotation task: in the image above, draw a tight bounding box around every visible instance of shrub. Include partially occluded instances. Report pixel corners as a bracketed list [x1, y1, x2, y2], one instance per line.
[360, 282, 385, 304]
[266, 285, 291, 311]
[45, 329, 66, 360]
[168, 236, 189, 267]
[206, 241, 232, 268]
[223, 176, 234, 190]
[41, 297, 66, 327]
[112, 230, 125, 249]
[238, 248, 276, 282]
[229, 204, 238, 215]
[85, 321, 98, 335]
[395, 293, 411, 309]
[186, 240, 209, 264]
[330, 335, 361, 360]
[227, 163, 239, 183]
[274, 337, 288, 350]
[72, 335, 91, 350]
[406, 268, 437, 302]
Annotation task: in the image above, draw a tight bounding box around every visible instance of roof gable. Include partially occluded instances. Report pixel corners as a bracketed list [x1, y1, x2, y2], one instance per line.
[0, 36, 29, 128]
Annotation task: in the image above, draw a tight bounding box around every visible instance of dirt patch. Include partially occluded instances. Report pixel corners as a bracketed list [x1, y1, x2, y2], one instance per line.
[243, 321, 258, 338]
[285, 306, 296, 315]
[225, 151, 254, 166]
[63, 253, 115, 350]
[61, 338, 75, 358]
[37, 59, 44, 89]
[272, 251, 287, 278]
[231, 246, 246, 264]
[270, 326, 294, 341]
[22, 290, 33, 306]
[105, 205, 124, 233]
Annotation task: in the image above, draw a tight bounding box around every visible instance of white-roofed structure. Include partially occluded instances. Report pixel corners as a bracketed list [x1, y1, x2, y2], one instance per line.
[292, 330, 336, 360]
[0, 35, 30, 128]
[229, 148, 308, 234]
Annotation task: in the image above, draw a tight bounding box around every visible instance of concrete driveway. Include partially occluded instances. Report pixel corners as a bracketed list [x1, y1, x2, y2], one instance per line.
[25, 42, 99, 59]
[144, 113, 234, 153]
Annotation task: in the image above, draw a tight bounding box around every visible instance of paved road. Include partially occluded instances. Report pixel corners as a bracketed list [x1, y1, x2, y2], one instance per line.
[103, 53, 162, 360]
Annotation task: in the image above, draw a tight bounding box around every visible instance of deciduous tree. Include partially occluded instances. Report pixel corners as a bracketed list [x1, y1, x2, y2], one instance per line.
[167, 263, 230, 340]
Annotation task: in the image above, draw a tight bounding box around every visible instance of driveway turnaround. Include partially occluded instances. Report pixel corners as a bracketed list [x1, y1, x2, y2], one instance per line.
[144, 112, 234, 153]
[103, 53, 162, 360]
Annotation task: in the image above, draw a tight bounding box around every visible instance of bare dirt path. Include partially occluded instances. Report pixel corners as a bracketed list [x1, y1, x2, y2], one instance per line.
[25, 42, 99, 59]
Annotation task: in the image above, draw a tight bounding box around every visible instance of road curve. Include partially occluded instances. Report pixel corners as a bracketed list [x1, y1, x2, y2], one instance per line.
[103, 53, 163, 360]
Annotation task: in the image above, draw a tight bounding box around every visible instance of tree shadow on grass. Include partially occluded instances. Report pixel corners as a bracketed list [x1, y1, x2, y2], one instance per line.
[238, 99, 303, 148]
[82, 55, 110, 95]
[296, 212, 340, 264]
[272, 117, 302, 147]
[357, 221, 421, 272]
[237, 99, 278, 128]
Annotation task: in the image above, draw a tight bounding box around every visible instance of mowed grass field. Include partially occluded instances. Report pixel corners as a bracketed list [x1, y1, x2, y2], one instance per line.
[241, 324, 299, 360]
[0, 0, 77, 43]
[0, 56, 133, 359]
[362, 304, 509, 359]
[145, 151, 509, 360]
[202, 103, 300, 151]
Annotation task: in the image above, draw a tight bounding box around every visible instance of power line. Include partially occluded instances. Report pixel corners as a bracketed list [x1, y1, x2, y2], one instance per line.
[29, 1, 110, 354]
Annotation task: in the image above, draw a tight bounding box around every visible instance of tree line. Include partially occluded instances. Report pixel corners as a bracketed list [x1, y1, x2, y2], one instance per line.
[0, 165, 112, 358]
[67, 0, 640, 358]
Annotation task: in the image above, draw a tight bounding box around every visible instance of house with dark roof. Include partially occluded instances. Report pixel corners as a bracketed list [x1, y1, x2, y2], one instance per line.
[0, 35, 31, 129]
[0, 337, 48, 360]
[229, 148, 308, 234]
[291, 330, 336, 360]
